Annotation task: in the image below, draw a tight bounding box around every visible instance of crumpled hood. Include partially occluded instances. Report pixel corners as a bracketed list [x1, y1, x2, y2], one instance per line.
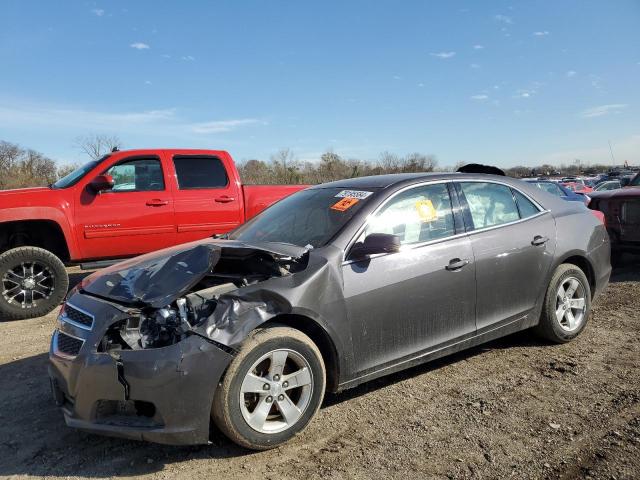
[79, 238, 308, 308]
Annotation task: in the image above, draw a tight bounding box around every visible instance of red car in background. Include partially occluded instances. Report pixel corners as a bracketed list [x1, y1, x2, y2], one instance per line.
[0, 149, 307, 319]
[561, 181, 593, 195]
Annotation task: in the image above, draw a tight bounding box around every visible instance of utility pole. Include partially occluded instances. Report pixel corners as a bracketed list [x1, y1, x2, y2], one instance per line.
[608, 140, 616, 167]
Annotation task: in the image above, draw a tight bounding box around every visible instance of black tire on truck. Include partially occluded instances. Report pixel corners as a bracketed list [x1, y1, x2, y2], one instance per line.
[0, 246, 69, 320]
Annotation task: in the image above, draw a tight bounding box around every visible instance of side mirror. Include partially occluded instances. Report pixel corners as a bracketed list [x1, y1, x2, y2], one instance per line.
[89, 174, 114, 193]
[350, 233, 401, 259]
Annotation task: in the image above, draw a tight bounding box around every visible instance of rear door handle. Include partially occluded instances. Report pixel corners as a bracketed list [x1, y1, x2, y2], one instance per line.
[445, 258, 470, 271]
[215, 196, 235, 203]
[531, 235, 549, 246]
[146, 199, 169, 206]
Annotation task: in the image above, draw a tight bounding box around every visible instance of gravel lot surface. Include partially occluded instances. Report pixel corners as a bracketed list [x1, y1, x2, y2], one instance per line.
[1, 261, 639, 480]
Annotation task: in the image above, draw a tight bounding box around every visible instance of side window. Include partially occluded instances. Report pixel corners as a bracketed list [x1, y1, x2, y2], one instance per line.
[173, 156, 229, 189]
[105, 158, 164, 192]
[513, 189, 541, 219]
[363, 183, 455, 245]
[459, 182, 519, 229]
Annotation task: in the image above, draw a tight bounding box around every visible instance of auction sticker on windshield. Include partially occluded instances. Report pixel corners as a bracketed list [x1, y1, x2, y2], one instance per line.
[331, 197, 360, 211]
[335, 190, 373, 199]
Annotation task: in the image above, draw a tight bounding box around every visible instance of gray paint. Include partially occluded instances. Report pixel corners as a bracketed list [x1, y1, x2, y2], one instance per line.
[49, 173, 612, 445]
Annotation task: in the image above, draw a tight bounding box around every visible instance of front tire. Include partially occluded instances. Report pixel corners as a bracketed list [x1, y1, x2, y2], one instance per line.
[535, 263, 591, 343]
[212, 325, 326, 450]
[0, 247, 69, 320]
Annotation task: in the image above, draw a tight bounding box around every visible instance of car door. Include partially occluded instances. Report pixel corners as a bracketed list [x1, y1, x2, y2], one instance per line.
[170, 154, 244, 244]
[75, 155, 176, 259]
[342, 182, 477, 375]
[455, 181, 556, 332]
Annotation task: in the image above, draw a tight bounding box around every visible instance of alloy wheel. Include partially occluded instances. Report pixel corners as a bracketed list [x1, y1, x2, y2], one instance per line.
[239, 348, 314, 434]
[555, 276, 586, 332]
[2, 262, 55, 309]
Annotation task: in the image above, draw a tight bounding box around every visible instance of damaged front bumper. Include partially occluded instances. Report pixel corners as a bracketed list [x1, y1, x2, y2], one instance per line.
[48, 293, 233, 445]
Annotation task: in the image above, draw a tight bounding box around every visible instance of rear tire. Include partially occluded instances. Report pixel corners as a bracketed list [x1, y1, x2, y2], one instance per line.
[212, 325, 326, 450]
[0, 247, 69, 320]
[535, 263, 591, 343]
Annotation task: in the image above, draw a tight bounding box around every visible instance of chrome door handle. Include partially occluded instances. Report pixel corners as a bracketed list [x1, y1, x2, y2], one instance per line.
[531, 235, 549, 246]
[446, 258, 469, 271]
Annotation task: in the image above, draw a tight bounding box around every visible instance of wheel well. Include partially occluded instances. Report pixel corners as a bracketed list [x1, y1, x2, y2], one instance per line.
[562, 255, 596, 298]
[264, 315, 340, 393]
[0, 220, 69, 262]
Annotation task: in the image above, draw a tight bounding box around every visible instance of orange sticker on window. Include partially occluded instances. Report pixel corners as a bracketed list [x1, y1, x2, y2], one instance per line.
[331, 197, 359, 211]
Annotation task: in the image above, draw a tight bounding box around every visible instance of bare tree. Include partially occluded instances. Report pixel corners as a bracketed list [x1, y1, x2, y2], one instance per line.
[75, 134, 122, 160]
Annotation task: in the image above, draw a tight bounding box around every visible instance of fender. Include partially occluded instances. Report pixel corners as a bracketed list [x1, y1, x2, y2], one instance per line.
[0, 205, 80, 260]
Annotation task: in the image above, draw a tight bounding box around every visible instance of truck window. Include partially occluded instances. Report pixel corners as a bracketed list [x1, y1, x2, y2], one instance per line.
[173, 156, 229, 189]
[105, 158, 165, 192]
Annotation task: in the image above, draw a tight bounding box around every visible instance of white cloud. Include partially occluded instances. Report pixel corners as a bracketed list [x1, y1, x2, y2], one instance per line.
[92, 8, 105, 16]
[580, 104, 628, 118]
[539, 134, 640, 165]
[130, 42, 150, 50]
[494, 14, 513, 24]
[566, 70, 577, 77]
[417, 82, 425, 88]
[473, 44, 484, 50]
[0, 101, 263, 138]
[430, 51, 456, 59]
[470, 63, 480, 69]
[470, 94, 489, 101]
[181, 55, 195, 61]
[144, 80, 152, 85]
[533, 31, 550, 36]
[161, 54, 171, 59]
[190, 119, 261, 134]
[392, 75, 401, 80]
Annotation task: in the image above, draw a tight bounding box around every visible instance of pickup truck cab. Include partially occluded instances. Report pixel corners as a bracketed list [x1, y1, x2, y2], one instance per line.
[0, 149, 306, 320]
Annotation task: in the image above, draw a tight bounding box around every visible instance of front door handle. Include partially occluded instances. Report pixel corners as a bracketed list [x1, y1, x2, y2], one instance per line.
[215, 195, 235, 203]
[531, 235, 549, 246]
[146, 199, 169, 206]
[446, 258, 470, 271]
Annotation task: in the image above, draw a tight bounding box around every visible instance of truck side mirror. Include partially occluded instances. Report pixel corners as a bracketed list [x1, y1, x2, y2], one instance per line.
[349, 233, 401, 259]
[89, 174, 114, 193]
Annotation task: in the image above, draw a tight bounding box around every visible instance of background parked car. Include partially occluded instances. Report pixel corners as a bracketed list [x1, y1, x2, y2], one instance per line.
[525, 180, 589, 204]
[0, 149, 307, 320]
[594, 180, 622, 192]
[589, 186, 640, 260]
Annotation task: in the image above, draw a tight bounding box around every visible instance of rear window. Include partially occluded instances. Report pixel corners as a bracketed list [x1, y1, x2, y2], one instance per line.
[173, 156, 228, 189]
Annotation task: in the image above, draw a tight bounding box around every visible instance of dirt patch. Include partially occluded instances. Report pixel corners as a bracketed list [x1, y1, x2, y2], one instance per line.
[0, 267, 638, 479]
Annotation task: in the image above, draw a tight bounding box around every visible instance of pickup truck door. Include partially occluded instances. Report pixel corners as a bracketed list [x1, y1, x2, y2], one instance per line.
[169, 154, 244, 244]
[75, 155, 176, 259]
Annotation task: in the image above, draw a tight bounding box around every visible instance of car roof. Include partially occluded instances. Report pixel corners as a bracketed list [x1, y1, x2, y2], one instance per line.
[308, 172, 518, 190]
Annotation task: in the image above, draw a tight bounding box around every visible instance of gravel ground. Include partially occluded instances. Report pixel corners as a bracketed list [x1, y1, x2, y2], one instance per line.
[0, 261, 639, 480]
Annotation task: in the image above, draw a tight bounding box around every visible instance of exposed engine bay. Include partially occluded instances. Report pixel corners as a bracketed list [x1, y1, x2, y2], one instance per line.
[85, 241, 309, 352]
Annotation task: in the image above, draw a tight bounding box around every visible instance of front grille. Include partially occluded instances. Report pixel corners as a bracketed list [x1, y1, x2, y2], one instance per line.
[56, 331, 84, 357]
[63, 304, 94, 329]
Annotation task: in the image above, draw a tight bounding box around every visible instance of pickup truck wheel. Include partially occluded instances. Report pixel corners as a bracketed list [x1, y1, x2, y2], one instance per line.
[212, 325, 326, 450]
[0, 247, 69, 320]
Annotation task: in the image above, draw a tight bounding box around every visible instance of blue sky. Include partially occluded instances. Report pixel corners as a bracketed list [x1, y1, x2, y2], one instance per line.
[1, 0, 638, 168]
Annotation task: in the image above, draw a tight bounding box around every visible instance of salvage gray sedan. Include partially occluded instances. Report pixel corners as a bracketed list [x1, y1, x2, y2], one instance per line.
[49, 173, 611, 450]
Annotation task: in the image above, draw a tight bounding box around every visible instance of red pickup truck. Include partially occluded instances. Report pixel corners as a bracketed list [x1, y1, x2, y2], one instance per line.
[0, 149, 306, 320]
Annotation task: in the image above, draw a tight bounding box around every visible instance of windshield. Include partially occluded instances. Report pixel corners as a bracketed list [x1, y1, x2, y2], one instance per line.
[51, 155, 109, 189]
[631, 174, 640, 187]
[229, 187, 377, 248]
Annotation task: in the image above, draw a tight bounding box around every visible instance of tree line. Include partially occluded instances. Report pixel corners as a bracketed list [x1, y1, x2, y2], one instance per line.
[0, 137, 626, 190]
